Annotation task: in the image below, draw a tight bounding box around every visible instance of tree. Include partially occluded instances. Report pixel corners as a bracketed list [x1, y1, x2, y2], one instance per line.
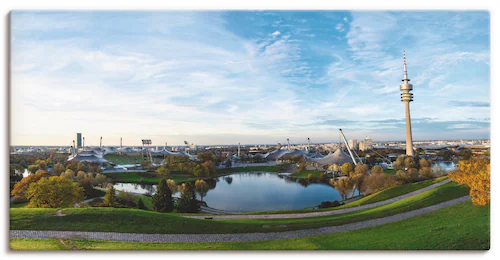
[10, 164, 24, 183]
[76, 171, 87, 183]
[365, 174, 398, 194]
[404, 157, 417, 169]
[371, 165, 384, 175]
[103, 184, 117, 207]
[38, 161, 47, 170]
[194, 180, 209, 202]
[26, 176, 84, 208]
[177, 183, 199, 213]
[351, 173, 367, 197]
[354, 164, 369, 175]
[152, 179, 174, 212]
[225, 158, 232, 168]
[166, 179, 178, 194]
[93, 173, 109, 187]
[419, 158, 430, 168]
[11, 170, 51, 201]
[396, 170, 411, 184]
[27, 164, 39, 174]
[419, 167, 434, 179]
[341, 163, 354, 175]
[137, 198, 147, 210]
[332, 178, 351, 200]
[61, 169, 75, 181]
[449, 158, 490, 206]
[53, 163, 65, 175]
[298, 162, 306, 172]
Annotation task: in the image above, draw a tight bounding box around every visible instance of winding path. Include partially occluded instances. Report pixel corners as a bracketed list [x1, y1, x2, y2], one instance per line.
[189, 178, 452, 220]
[10, 195, 470, 243]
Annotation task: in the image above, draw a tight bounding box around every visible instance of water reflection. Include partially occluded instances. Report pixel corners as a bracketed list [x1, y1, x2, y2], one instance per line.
[114, 172, 346, 212]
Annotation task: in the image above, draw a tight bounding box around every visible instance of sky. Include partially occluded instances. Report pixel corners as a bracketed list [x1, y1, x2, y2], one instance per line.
[10, 11, 490, 146]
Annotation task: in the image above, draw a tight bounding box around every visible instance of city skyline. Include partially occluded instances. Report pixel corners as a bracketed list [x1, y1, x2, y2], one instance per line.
[11, 11, 490, 146]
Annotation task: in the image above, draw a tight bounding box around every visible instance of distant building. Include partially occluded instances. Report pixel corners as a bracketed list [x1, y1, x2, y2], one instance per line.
[75, 133, 82, 149]
[359, 137, 373, 152]
[348, 139, 358, 150]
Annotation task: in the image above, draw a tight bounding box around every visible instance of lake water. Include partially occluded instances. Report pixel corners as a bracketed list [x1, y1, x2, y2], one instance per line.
[113, 172, 350, 212]
[432, 161, 457, 171]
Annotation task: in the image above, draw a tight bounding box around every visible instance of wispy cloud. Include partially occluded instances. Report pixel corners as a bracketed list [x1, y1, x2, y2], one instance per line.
[10, 11, 490, 145]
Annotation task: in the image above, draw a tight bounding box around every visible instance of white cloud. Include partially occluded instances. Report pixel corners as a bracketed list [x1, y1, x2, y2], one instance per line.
[271, 30, 281, 37]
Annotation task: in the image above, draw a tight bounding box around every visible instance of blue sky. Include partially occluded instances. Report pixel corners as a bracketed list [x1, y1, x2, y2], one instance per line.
[10, 11, 490, 146]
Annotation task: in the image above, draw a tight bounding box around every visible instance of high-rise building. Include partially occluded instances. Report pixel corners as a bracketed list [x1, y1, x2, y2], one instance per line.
[348, 139, 358, 150]
[75, 133, 82, 149]
[364, 136, 373, 150]
[399, 51, 414, 156]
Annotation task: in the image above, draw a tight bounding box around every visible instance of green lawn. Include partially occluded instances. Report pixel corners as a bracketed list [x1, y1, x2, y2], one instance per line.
[10, 201, 489, 250]
[104, 154, 146, 165]
[384, 169, 397, 175]
[10, 181, 469, 234]
[336, 176, 448, 209]
[289, 170, 324, 178]
[216, 165, 281, 174]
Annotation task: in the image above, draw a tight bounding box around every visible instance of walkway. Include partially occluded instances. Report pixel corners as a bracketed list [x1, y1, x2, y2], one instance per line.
[188, 178, 452, 220]
[10, 195, 470, 243]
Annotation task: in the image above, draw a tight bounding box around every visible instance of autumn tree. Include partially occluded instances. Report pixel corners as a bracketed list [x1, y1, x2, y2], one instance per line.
[419, 158, 430, 168]
[194, 179, 209, 202]
[53, 163, 66, 175]
[166, 179, 178, 194]
[449, 158, 490, 206]
[103, 184, 117, 207]
[370, 165, 384, 175]
[365, 173, 398, 193]
[332, 178, 351, 200]
[26, 176, 84, 208]
[419, 166, 434, 179]
[11, 170, 50, 201]
[61, 169, 75, 181]
[341, 163, 354, 176]
[152, 179, 174, 212]
[404, 157, 417, 169]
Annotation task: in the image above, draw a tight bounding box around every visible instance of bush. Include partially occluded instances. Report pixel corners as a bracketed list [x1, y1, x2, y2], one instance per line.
[116, 192, 138, 208]
[318, 200, 341, 208]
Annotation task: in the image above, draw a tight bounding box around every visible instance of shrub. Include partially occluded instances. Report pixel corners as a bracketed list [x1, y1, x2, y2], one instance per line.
[116, 192, 138, 208]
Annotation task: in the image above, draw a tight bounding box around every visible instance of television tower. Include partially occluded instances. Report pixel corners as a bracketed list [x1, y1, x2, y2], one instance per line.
[400, 51, 414, 157]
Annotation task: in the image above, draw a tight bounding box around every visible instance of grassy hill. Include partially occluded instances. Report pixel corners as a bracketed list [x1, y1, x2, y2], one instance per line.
[10, 201, 489, 250]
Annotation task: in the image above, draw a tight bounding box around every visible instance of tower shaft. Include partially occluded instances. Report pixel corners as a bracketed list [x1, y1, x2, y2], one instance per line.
[404, 101, 414, 156]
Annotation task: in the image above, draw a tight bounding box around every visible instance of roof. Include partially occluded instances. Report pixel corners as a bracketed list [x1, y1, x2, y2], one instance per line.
[310, 148, 353, 166]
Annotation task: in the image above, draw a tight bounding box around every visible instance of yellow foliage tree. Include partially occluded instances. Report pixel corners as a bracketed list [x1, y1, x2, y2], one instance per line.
[448, 158, 490, 206]
[26, 176, 84, 208]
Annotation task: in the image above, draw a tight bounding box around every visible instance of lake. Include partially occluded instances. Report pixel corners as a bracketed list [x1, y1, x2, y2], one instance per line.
[113, 172, 351, 212]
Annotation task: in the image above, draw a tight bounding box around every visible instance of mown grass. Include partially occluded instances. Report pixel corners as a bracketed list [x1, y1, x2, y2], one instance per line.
[289, 170, 324, 178]
[384, 169, 397, 175]
[10, 181, 469, 234]
[335, 176, 448, 209]
[10, 201, 489, 250]
[216, 165, 281, 174]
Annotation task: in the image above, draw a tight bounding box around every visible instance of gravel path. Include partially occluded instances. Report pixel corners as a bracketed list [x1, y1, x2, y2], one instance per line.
[10, 195, 470, 243]
[188, 178, 452, 220]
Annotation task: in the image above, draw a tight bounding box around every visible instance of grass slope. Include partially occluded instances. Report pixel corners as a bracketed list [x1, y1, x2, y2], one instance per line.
[10, 201, 489, 250]
[10, 181, 469, 234]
